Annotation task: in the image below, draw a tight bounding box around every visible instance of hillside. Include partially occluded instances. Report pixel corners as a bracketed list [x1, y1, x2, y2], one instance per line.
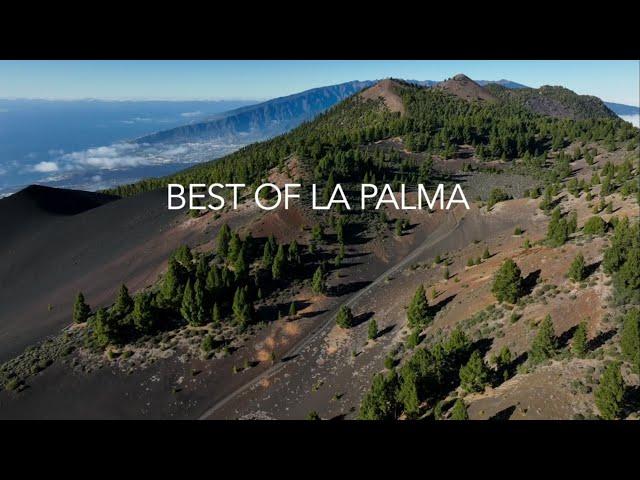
[435, 74, 498, 102]
[1, 76, 638, 420]
[136, 80, 375, 145]
[486, 84, 618, 120]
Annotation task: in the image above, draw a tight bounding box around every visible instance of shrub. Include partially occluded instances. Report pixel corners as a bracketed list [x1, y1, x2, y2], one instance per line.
[487, 188, 510, 210]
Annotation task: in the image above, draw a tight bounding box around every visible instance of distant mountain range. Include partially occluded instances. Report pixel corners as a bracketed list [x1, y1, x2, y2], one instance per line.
[136, 81, 374, 145]
[137, 78, 637, 148]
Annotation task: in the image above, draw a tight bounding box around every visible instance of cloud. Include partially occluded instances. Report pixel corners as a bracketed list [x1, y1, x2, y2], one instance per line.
[180, 111, 203, 118]
[47, 140, 246, 175]
[32, 161, 59, 173]
[619, 114, 639, 127]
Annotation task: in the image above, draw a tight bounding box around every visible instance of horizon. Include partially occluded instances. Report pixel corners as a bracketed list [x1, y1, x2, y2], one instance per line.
[0, 61, 638, 105]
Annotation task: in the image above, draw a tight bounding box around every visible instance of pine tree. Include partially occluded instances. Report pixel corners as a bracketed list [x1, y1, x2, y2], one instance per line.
[450, 398, 469, 420]
[529, 314, 558, 364]
[92, 307, 114, 349]
[180, 279, 196, 325]
[72, 292, 91, 324]
[407, 285, 431, 328]
[336, 305, 354, 329]
[288, 240, 300, 266]
[595, 362, 625, 420]
[233, 245, 248, 280]
[288, 301, 297, 318]
[620, 308, 640, 373]
[395, 218, 403, 236]
[491, 259, 523, 303]
[311, 266, 327, 295]
[160, 257, 184, 309]
[571, 321, 588, 357]
[547, 207, 568, 247]
[568, 252, 587, 282]
[228, 232, 242, 263]
[368, 319, 378, 340]
[459, 350, 490, 393]
[232, 286, 253, 330]
[216, 223, 231, 258]
[211, 302, 222, 326]
[272, 244, 286, 280]
[132, 292, 154, 334]
[173, 244, 193, 271]
[262, 240, 274, 269]
[482, 247, 490, 259]
[115, 284, 134, 317]
[358, 371, 399, 420]
[192, 278, 206, 326]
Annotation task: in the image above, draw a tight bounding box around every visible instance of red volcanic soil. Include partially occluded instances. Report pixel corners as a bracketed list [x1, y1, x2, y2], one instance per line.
[436, 74, 497, 103]
[359, 79, 406, 114]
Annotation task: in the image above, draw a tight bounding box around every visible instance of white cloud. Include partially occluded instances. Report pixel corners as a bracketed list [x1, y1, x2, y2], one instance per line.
[619, 114, 639, 127]
[181, 111, 202, 118]
[32, 161, 59, 173]
[48, 140, 246, 173]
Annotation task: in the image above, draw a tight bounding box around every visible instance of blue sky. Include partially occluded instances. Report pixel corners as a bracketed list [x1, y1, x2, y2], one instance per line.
[0, 60, 638, 105]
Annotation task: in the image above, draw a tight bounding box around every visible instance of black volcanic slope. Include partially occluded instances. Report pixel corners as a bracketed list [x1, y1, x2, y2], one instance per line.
[0, 184, 117, 217]
[0, 186, 196, 362]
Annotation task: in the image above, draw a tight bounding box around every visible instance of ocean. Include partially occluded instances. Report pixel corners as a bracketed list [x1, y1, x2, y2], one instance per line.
[0, 99, 255, 196]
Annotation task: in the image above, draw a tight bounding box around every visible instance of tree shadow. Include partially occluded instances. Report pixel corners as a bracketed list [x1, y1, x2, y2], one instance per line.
[489, 405, 516, 420]
[352, 311, 375, 328]
[522, 269, 541, 296]
[344, 251, 372, 259]
[256, 300, 311, 323]
[430, 294, 457, 316]
[299, 309, 328, 319]
[623, 385, 640, 417]
[330, 280, 372, 297]
[587, 329, 617, 351]
[280, 354, 299, 363]
[558, 324, 579, 349]
[584, 260, 601, 278]
[377, 324, 396, 338]
[470, 337, 494, 357]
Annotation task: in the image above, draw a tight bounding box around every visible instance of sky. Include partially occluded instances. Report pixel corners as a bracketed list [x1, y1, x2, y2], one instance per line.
[0, 60, 638, 105]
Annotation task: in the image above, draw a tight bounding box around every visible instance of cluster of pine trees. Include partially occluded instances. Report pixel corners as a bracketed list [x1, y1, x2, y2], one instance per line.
[359, 327, 502, 420]
[73, 223, 333, 351]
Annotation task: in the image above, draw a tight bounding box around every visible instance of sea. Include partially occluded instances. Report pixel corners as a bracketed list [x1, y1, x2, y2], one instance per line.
[0, 99, 256, 196]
